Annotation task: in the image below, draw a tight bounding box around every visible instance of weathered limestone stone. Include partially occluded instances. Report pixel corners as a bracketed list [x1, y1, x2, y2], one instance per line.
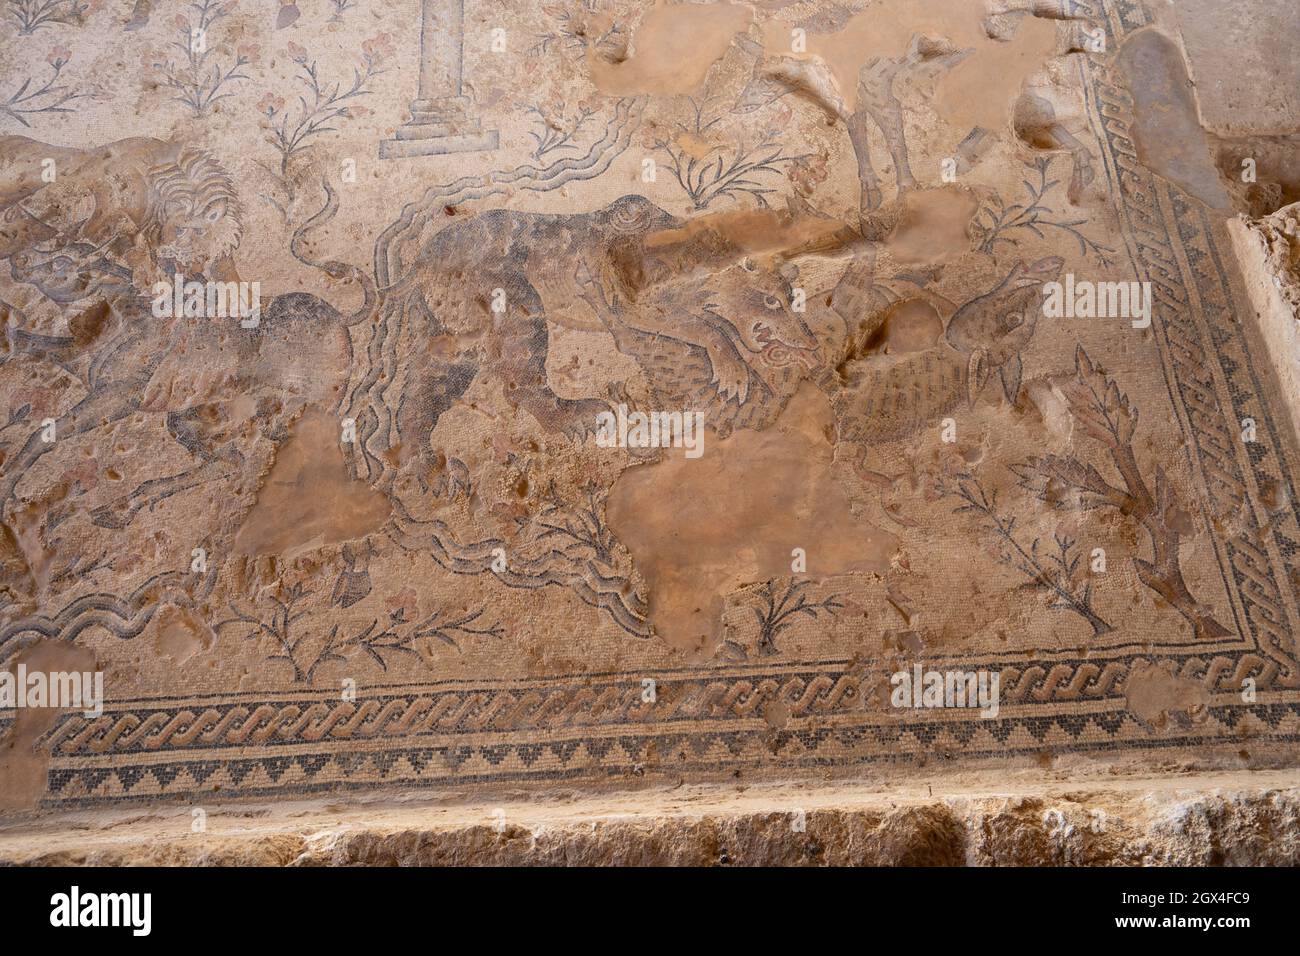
[2, 773, 1298, 866]
[1229, 202, 1300, 449]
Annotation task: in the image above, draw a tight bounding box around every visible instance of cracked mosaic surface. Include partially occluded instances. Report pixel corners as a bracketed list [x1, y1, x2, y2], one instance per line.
[1, 0, 1298, 811]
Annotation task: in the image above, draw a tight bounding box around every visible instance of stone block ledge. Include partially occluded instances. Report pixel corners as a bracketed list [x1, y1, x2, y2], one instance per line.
[2, 768, 1297, 866]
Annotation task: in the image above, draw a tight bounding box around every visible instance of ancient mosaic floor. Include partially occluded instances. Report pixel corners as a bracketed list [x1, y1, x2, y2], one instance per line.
[1, 0, 1298, 816]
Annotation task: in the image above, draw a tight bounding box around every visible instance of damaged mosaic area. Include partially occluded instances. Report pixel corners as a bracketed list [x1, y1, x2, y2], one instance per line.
[1, 0, 1299, 813]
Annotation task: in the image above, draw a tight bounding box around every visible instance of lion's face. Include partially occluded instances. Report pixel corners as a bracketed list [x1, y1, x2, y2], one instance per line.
[146, 148, 243, 280]
[155, 195, 240, 272]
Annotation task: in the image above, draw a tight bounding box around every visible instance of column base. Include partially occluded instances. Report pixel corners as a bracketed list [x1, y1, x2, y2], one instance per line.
[379, 97, 499, 158]
[379, 129, 500, 158]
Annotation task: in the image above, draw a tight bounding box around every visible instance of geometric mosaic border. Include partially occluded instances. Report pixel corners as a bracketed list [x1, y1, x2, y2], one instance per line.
[35, 0, 1300, 807]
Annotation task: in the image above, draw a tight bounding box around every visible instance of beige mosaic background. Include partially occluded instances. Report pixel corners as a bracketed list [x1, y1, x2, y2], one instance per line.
[1, 0, 1298, 812]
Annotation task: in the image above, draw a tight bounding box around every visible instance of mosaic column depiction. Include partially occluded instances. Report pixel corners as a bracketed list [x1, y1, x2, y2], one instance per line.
[379, 0, 499, 158]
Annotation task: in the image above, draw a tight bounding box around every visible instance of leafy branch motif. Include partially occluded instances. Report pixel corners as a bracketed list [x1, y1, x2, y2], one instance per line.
[216, 582, 312, 681]
[1011, 347, 1231, 640]
[653, 128, 801, 210]
[973, 156, 1115, 265]
[529, 1, 623, 58]
[215, 583, 503, 683]
[306, 607, 503, 681]
[150, 0, 250, 116]
[526, 103, 598, 159]
[726, 579, 842, 658]
[48, 550, 114, 588]
[6, 0, 86, 34]
[1, 50, 86, 127]
[527, 482, 617, 566]
[327, 0, 355, 22]
[263, 40, 386, 175]
[947, 474, 1112, 637]
[681, 93, 727, 135]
